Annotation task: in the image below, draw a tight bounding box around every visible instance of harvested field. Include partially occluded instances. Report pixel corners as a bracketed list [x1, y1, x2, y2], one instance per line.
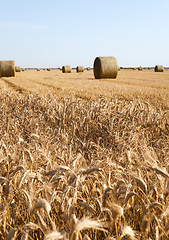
[0, 68, 169, 109]
[0, 69, 169, 239]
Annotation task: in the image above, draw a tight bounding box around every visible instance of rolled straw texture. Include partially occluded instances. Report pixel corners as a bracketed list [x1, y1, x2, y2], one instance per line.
[155, 65, 164, 72]
[0, 60, 15, 77]
[15, 66, 21, 72]
[62, 65, 71, 73]
[93, 57, 118, 79]
[76, 66, 84, 72]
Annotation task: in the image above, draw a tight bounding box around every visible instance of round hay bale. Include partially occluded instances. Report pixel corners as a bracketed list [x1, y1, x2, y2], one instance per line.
[0, 60, 15, 77]
[133, 67, 136, 70]
[62, 65, 71, 73]
[37, 68, 40, 71]
[86, 67, 90, 71]
[154, 65, 164, 72]
[118, 66, 120, 71]
[15, 66, 21, 72]
[47, 68, 51, 71]
[93, 56, 118, 79]
[76, 66, 84, 73]
[138, 67, 143, 71]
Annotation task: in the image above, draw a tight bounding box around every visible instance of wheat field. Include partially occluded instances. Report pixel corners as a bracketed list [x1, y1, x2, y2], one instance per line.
[0, 69, 169, 239]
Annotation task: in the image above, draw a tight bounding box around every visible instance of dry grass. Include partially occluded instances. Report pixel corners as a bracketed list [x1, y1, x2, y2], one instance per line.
[0, 69, 169, 239]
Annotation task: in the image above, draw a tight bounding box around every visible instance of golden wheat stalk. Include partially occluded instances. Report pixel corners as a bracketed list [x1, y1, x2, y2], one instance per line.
[32, 199, 51, 214]
[44, 231, 64, 240]
[120, 225, 135, 240]
[70, 216, 106, 240]
[134, 176, 147, 193]
[152, 167, 169, 178]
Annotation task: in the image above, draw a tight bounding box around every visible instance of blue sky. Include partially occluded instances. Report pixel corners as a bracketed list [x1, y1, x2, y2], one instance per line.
[0, 0, 169, 68]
